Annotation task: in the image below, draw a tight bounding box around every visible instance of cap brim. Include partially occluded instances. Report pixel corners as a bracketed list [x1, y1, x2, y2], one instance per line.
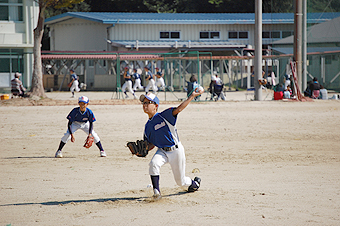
[139, 94, 150, 102]
[139, 94, 159, 105]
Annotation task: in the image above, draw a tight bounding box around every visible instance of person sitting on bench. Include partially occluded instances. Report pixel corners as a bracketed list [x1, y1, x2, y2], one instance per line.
[11, 72, 27, 98]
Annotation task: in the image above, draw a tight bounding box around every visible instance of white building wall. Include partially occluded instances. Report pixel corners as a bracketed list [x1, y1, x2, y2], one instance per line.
[107, 23, 294, 48]
[50, 18, 107, 51]
[0, 0, 38, 89]
[110, 23, 292, 47]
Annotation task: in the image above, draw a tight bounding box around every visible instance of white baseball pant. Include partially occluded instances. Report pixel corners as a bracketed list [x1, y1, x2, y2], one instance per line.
[145, 79, 158, 93]
[122, 80, 135, 94]
[149, 142, 192, 187]
[156, 77, 165, 89]
[70, 80, 80, 92]
[133, 78, 144, 91]
[61, 121, 100, 143]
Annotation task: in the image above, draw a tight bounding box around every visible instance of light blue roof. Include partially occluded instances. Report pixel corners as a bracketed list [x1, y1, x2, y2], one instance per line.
[45, 12, 340, 25]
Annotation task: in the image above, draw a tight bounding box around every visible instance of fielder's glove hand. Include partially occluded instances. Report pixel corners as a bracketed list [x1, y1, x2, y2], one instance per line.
[127, 140, 149, 157]
[83, 135, 94, 148]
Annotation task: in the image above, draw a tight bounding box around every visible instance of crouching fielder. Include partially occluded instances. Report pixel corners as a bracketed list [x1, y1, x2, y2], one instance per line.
[55, 96, 107, 158]
[136, 90, 203, 199]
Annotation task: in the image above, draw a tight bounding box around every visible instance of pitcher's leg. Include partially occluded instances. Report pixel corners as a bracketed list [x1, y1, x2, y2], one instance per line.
[149, 149, 168, 195]
[168, 144, 192, 187]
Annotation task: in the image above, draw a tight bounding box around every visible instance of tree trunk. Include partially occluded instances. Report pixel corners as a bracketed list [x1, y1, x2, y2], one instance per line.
[30, 3, 47, 98]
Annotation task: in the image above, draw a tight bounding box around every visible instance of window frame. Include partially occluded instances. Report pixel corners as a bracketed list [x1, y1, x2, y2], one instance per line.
[228, 31, 249, 40]
[0, 0, 23, 21]
[199, 31, 220, 40]
[159, 31, 181, 40]
[282, 30, 294, 38]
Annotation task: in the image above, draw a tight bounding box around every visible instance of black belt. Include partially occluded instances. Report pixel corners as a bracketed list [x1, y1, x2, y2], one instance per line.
[163, 145, 178, 152]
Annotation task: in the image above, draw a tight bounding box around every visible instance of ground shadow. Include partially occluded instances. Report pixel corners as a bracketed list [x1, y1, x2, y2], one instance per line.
[0, 191, 190, 207]
[3, 156, 75, 159]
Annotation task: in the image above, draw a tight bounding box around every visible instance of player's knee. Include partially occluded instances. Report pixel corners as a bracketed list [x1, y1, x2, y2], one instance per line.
[61, 134, 71, 143]
[149, 160, 161, 175]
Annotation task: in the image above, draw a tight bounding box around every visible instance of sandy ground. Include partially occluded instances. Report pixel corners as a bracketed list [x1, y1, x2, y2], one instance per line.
[0, 90, 340, 225]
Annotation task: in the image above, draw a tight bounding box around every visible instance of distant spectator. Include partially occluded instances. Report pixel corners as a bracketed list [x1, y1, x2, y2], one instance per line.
[213, 74, 225, 101]
[319, 85, 328, 100]
[283, 85, 292, 99]
[186, 74, 199, 100]
[11, 72, 27, 98]
[310, 77, 321, 99]
[284, 74, 291, 90]
[208, 71, 217, 98]
[304, 81, 312, 97]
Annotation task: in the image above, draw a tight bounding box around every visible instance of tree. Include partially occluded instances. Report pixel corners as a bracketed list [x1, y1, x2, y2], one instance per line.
[31, 0, 84, 98]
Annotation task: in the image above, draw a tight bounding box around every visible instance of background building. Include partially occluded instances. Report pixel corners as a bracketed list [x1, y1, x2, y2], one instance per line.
[0, 0, 38, 90]
[42, 12, 340, 91]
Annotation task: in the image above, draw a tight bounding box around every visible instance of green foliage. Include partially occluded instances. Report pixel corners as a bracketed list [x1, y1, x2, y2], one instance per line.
[80, 0, 340, 13]
[308, 0, 340, 13]
[46, 0, 84, 9]
[143, 0, 180, 13]
[45, 1, 90, 18]
[84, 0, 149, 12]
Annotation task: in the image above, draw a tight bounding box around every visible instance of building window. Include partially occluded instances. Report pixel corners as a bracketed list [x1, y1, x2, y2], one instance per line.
[238, 32, 248, 39]
[263, 31, 270, 39]
[0, 0, 23, 21]
[272, 31, 280, 39]
[228, 31, 238, 39]
[171, 32, 180, 39]
[282, 31, 294, 38]
[160, 31, 180, 40]
[0, 48, 24, 87]
[262, 31, 281, 39]
[200, 31, 220, 39]
[228, 31, 248, 39]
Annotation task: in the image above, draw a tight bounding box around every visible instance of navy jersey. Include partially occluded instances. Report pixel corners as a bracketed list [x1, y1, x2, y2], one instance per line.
[145, 71, 153, 80]
[124, 71, 131, 81]
[71, 73, 78, 81]
[133, 72, 141, 80]
[156, 71, 163, 77]
[67, 107, 96, 123]
[143, 108, 179, 148]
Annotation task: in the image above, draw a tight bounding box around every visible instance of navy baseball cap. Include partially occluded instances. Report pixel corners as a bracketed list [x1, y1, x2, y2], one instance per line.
[140, 93, 159, 105]
[78, 96, 89, 104]
[144, 66, 150, 70]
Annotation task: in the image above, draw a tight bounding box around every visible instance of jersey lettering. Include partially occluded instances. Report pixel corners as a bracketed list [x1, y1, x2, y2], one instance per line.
[154, 121, 166, 130]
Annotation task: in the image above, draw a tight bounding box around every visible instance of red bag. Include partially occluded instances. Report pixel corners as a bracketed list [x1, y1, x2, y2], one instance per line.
[274, 91, 283, 100]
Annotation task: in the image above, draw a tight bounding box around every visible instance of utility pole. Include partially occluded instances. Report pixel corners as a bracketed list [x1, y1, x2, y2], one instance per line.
[294, 0, 303, 90]
[254, 0, 262, 101]
[302, 0, 307, 91]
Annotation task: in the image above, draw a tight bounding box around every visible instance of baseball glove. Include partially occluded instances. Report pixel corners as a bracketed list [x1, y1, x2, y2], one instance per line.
[127, 140, 149, 157]
[83, 135, 94, 148]
[68, 82, 72, 88]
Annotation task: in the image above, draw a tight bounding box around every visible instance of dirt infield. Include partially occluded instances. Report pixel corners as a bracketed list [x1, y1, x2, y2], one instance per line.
[1, 92, 340, 225]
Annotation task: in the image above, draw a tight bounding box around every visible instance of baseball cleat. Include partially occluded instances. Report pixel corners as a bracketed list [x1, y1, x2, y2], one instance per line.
[100, 150, 107, 157]
[188, 177, 201, 192]
[55, 150, 63, 158]
[153, 188, 162, 200]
